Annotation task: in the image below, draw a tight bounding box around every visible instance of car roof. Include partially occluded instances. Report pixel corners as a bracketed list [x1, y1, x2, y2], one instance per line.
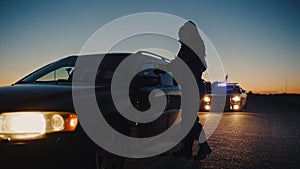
[64, 51, 171, 62]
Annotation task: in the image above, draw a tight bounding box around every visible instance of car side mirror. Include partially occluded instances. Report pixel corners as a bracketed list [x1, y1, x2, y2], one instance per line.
[65, 68, 72, 76]
[242, 89, 246, 93]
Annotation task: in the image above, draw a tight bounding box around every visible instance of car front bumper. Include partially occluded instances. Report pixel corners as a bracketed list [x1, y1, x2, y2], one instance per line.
[0, 126, 99, 169]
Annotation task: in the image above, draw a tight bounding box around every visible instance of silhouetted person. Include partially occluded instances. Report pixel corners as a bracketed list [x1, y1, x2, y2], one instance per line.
[157, 21, 212, 159]
[177, 21, 211, 160]
[155, 20, 211, 159]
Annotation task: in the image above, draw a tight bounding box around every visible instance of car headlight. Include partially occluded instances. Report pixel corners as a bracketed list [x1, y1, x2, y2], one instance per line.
[233, 105, 240, 110]
[204, 105, 211, 110]
[0, 111, 78, 141]
[203, 96, 211, 102]
[231, 96, 241, 102]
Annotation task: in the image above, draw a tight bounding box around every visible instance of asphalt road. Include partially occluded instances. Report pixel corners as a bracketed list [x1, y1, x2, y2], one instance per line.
[123, 95, 300, 169]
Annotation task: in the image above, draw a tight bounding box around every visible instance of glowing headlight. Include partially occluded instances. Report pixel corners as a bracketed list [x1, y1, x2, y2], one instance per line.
[204, 105, 211, 110]
[0, 112, 46, 134]
[51, 114, 65, 131]
[0, 111, 78, 141]
[233, 105, 240, 110]
[231, 96, 241, 102]
[203, 96, 211, 102]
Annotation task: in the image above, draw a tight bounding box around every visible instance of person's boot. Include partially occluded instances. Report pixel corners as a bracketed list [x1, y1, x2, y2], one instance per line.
[194, 141, 212, 160]
[192, 139, 200, 157]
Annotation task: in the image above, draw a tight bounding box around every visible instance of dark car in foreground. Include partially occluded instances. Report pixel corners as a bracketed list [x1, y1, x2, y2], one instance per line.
[0, 51, 182, 169]
[200, 82, 247, 111]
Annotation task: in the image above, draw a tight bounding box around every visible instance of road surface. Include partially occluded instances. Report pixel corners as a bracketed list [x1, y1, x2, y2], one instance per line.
[123, 94, 300, 169]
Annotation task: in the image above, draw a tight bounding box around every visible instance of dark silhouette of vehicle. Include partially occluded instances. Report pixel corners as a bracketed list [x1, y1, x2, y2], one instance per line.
[200, 82, 247, 111]
[0, 51, 182, 169]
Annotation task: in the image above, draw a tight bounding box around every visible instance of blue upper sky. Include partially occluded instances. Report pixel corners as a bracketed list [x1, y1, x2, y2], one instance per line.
[0, 0, 299, 93]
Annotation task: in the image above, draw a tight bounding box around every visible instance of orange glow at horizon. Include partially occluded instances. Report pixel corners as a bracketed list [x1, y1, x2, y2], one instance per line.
[1, 72, 300, 94]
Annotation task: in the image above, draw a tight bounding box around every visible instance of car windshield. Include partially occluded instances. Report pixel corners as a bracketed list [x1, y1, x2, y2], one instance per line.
[226, 86, 240, 94]
[17, 53, 169, 85]
[206, 83, 241, 94]
[17, 54, 130, 85]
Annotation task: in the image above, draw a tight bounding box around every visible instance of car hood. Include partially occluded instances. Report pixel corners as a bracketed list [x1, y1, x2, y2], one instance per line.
[0, 84, 108, 112]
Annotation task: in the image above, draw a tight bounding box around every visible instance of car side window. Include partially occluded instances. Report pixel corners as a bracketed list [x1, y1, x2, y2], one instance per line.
[36, 66, 74, 82]
[233, 86, 241, 93]
[131, 68, 161, 86]
[160, 72, 176, 86]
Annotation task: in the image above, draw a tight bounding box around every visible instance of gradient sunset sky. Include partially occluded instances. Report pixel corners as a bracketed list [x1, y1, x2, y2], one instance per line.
[1, 0, 299, 93]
